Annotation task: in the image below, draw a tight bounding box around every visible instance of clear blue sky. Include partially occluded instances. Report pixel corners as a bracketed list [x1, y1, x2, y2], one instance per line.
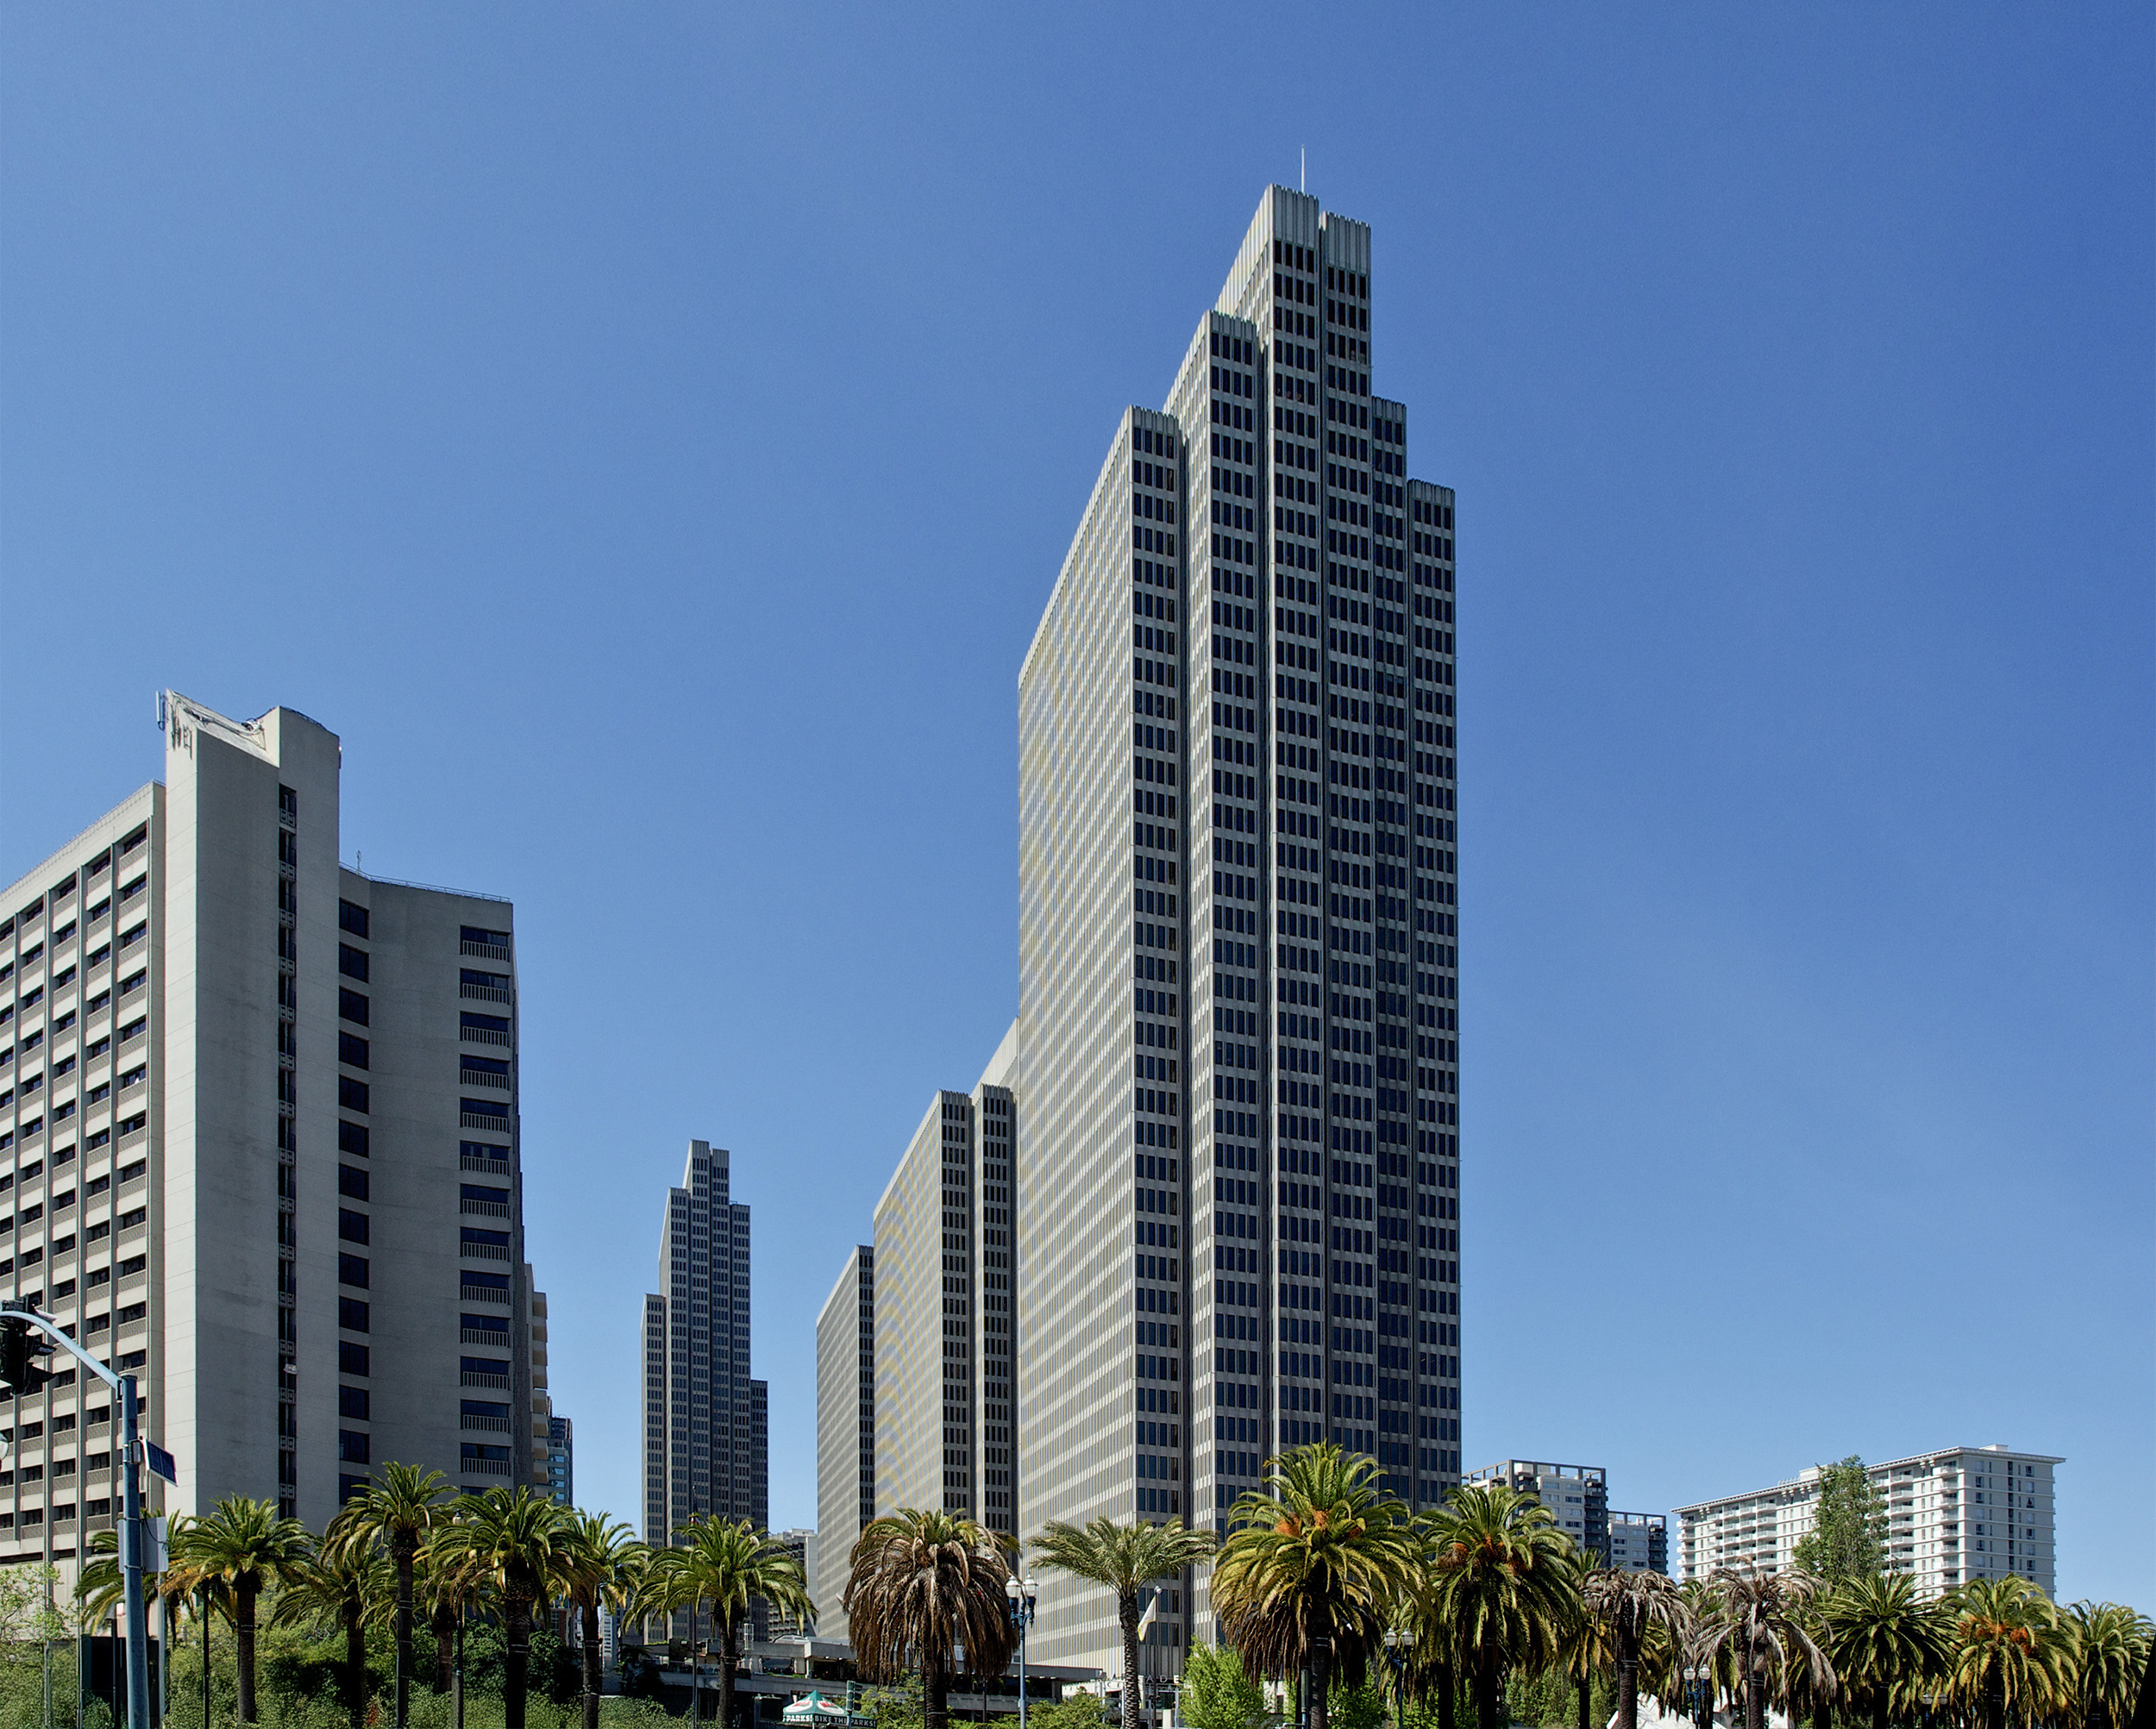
[4, 5, 2149, 1605]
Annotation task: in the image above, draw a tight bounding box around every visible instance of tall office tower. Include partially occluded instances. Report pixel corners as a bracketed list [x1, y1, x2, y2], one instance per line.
[1018, 186, 1461, 1676]
[640, 1140, 766, 1557]
[813, 1244, 873, 1642]
[767, 1529, 817, 1638]
[1676, 1444, 2060, 1599]
[1464, 1457, 1667, 1572]
[0, 691, 537, 1557]
[526, 1269, 573, 1507]
[868, 1030, 1019, 1548]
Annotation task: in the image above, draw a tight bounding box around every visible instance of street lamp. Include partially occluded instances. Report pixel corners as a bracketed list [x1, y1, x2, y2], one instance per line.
[1682, 1663, 1708, 1729]
[1381, 1630, 1408, 1729]
[1004, 1576, 1037, 1729]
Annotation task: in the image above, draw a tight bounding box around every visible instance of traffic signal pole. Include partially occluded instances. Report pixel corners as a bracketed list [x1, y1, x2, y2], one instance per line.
[1, 1307, 150, 1729]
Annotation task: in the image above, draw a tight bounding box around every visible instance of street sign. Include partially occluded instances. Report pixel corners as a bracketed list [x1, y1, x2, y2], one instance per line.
[144, 1444, 177, 1486]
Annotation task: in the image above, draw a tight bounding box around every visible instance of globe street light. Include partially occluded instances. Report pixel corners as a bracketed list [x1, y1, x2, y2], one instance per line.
[1005, 1575, 1038, 1729]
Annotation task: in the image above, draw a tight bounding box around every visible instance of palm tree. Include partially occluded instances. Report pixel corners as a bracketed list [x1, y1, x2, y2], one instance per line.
[1943, 1577, 2075, 1729]
[349, 1463, 452, 1729]
[271, 1507, 394, 1729]
[1688, 1567, 1835, 1729]
[2065, 1603, 2153, 1729]
[647, 1518, 811, 1729]
[1033, 1517, 1217, 1729]
[1420, 1482, 1580, 1729]
[560, 1513, 649, 1729]
[417, 1536, 492, 1697]
[166, 1495, 316, 1723]
[1583, 1562, 1689, 1729]
[1210, 1444, 1422, 1729]
[844, 1509, 1016, 1729]
[1821, 1572, 1949, 1729]
[429, 1487, 577, 1729]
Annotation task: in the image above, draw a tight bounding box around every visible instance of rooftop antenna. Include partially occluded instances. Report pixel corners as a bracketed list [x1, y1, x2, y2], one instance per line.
[1300, 147, 1307, 191]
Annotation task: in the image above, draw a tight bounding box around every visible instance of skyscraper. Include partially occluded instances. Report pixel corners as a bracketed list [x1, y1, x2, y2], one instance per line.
[641, 1140, 766, 1554]
[866, 1029, 1019, 1545]
[813, 1244, 873, 1642]
[0, 691, 539, 1555]
[1017, 186, 1462, 1676]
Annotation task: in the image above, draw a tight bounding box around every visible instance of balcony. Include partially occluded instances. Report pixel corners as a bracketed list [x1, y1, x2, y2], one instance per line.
[461, 1414, 512, 1433]
[461, 1457, 512, 1478]
[460, 983, 511, 1005]
[460, 1285, 511, 1306]
[461, 1199, 511, 1219]
[461, 940, 511, 962]
[461, 1026, 512, 1049]
[460, 1155, 512, 1177]
[461, 1241, 511, 1262]
[459, 1112, 511, 1132]
[459, 1070, 512, 1093]
[461, 1371, 510, 1390]
[460, 1327, 511, 1347]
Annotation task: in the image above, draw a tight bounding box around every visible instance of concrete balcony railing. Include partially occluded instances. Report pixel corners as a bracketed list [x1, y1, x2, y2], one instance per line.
[461, 1415, 512, 1434]
[461, 1200, 511, 1219]
[460, 983, 511, 1005]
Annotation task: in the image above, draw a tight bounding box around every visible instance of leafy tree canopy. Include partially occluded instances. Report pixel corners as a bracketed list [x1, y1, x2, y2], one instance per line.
[1179, 1643, 1269, 1729]
[1793, 1458, 1887, 1584]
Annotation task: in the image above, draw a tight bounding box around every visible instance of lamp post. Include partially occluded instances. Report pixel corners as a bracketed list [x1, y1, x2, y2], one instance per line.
[1004, 1576, 1037, 1729]
[1382, 1631, 1407, 1729]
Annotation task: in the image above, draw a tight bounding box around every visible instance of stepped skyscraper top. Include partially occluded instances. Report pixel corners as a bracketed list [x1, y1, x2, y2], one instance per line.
[1016, 185, 1462, 1681]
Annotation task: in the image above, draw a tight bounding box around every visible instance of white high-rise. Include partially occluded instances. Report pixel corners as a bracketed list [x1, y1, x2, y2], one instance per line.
[1675, 1444, 2061, 1599]
[1017, 186, 1462, 1682]
[0, 692, 539, 1557]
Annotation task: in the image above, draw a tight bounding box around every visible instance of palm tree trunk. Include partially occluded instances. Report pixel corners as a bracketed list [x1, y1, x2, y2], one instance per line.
[348, 1602, 369, 1729]
[718, 1613, 739, 1729]
[506, 1592, 534, 1729]
[925, 1656, 949, 1729]
[435, 1605, 457, 1695]
[1474, 1652, 1502, 1729]
[1122, 1599, 1144, 1729]
[1311, 1638, 1334, 1729]
[395, 1538, 417, 1729]
[1984, 1672, 2003, 1729]
[1578, 1676, 1591, 1729]
[237, 1581, 260, 1724]
[1872, 1692, 1887, 1729]
[582, 1599, 603, 1729]
[1617, 1658, 1638, 1729]
[1745, 1675, 1764, 1729]
[1436, 1663, 1454, 1729]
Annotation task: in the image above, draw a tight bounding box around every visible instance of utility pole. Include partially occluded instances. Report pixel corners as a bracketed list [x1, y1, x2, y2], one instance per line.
[1, 1308, 152, 1729]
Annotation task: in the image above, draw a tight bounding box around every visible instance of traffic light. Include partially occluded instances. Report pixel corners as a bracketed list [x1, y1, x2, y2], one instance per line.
[0, 1317, 52, 1397]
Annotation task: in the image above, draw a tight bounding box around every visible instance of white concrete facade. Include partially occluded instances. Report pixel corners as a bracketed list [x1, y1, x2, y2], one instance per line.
[1674, 1444, 2061, 1599]
[812, 1244, 872, 1643]
[0, 692, 537, 1561]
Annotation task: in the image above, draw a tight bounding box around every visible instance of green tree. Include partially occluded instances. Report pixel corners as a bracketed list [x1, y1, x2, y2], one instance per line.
[2065, 1602, 2153, 1729]
[1583, 1563, 1688, 1729]
[558, 1513, 648, 1729]
[1211, 1444, 1421, 1729]
[1688, 1567, 1834, 1729]
[429, 1487, 577, 1729]
[167, 1496, 317, 1724]
[1820, 1572, 1947, 1729]
[1033, 1518, 1216, 1729]
[646, 1518, 812, 1729]
[1791, 1464, 1886, 1588]
[1179, 1642, 1267, 1729]
[844, 1510, 1016, 1729]
[350, 1463, 453, 1729]
[1420, 1483, 1581, 1729]
[270, 1507, 394, 1729]
[1942, 1578, 2075, 1729]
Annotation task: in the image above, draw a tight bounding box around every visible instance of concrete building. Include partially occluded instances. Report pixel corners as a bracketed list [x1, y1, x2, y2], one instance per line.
[1675, 1444, 2060, 1599]
[526, 1270, 573, 1506]
[1016, 185, 1461, 1684]
[1607, 1509, 1669, 1575]
[868, 1030, 1019, 1547]
[640, 1140, 766, 1550]
[0, 691, 539, 1559]
[768, 1528, 816, 1638]
[1464, 1459, 1667, 1574]
[813, 1244, 873, 1641]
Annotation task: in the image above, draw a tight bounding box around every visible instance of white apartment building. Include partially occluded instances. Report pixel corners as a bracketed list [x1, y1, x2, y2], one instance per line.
[1017, 185, 1461, 1686]
[0, 692, 539, 1561]
[1675, 1444, 2060, 1599]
